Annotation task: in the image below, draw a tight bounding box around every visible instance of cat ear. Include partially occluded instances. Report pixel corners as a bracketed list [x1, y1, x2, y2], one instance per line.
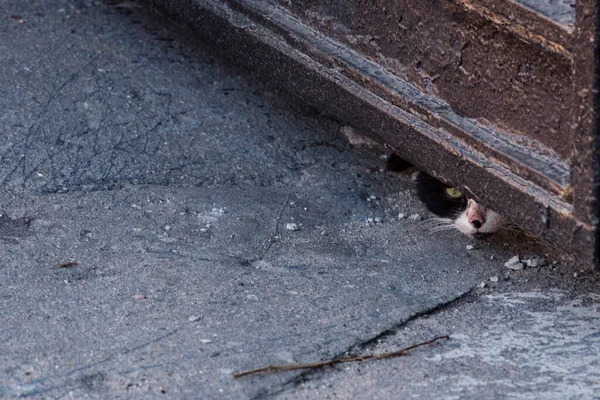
[386, 153, 413, 172]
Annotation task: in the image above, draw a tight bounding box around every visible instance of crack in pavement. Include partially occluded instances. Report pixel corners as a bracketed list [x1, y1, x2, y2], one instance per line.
[258, 192, 293, 261]
[252, 287, 479, 399]
[3, 323, 193, 398]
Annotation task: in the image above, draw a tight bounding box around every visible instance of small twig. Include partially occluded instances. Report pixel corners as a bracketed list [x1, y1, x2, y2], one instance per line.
[233, 335, 449, 378]
[59, 261, 79, 268]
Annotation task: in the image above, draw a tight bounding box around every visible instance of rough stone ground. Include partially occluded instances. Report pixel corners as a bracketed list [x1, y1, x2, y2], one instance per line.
[0, 1, 599, 399]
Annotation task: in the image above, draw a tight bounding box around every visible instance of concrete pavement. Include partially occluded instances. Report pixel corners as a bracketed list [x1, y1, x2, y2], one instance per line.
[0, 1, 599, 399]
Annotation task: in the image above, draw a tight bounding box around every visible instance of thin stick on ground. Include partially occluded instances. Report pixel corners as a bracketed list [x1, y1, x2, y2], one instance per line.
[232, 334, 450, 378]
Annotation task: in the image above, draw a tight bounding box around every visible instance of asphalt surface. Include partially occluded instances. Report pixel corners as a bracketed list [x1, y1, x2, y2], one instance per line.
[0, 1, 599, 399]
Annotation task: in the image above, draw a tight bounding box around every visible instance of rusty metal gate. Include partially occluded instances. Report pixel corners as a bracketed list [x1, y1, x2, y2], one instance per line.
[149, 0, 600, 267]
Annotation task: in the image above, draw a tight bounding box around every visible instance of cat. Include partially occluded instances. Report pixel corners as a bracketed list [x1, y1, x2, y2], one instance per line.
[386, 153, 505, 235]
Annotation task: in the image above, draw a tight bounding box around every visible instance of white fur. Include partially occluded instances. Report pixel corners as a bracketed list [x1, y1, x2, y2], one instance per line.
[426, 207, 505, 236]
[454, 207, 504, 235]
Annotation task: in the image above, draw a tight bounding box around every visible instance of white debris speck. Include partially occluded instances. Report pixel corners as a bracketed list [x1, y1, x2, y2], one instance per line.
[466, 244, 475, 250]
[505, 255, 524, 270]
[523, 256, 547, 267]
[490, 255, 495, 260]
[574, 272, 578, 277]
[188, 316, 201, 322]
[285, 223, 299, 231]
[367, 195, 377, 202]
[409, 213, 421, 220]
[164, 225, 171, 231]
[320, 230, 327, 236]
[398, 213, 406, 219]
[246, 294, 258, 300]
[374, 217, 382, 223]
[506, 263, 525, 271]
[489, 276, 499, 283]
[200, 228, 208, 232]
[379, 154, 389, 160]
[411, 172, 419, 181]
[479, 282, 486, 289]
[505, 255, 520, 266]
[367, 218, 374, 223]
[200, 339, 212, 344]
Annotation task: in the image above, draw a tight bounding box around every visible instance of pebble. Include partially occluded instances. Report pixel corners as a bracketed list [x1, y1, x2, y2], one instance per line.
[374, 217, 382, 223]
[409, 213, 421, 220]
[285, 223, 299, 231]
[398, 213, 406, 219]
[489, 276, 499, 283]
[506, 262, 525, 271]
[504, 255, 524, 270]
[466, 244, 474, 250]
[479, 282, 486, 288]
[523, 256, 547, 268]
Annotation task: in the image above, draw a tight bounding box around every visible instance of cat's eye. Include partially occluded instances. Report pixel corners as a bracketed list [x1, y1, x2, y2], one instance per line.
[445, 187, 463, 199]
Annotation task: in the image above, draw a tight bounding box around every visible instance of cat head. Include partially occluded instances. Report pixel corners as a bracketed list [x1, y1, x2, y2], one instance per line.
[416, 172, 504, 235]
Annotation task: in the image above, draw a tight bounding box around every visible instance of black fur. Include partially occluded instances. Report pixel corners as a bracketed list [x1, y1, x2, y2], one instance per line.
[416, 172, 467, 217]
[387, 153, 467, 217]
[386, 153, 413, 172]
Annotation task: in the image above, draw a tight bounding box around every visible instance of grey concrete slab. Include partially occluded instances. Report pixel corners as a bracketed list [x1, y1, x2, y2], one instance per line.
[0, 1, 597, 399]
[278, 285, 600, 399]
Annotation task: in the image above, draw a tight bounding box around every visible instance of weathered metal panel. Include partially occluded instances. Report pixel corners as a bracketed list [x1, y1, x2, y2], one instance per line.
[147, 0, 600, 267]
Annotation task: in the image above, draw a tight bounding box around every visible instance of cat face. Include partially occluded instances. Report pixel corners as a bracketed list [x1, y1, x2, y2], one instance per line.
[416, 173, 504, 235]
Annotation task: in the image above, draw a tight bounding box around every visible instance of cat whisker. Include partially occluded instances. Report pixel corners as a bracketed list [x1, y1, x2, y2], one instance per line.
[422, 217, 453, 226]
[429, 226, 456, 232]
[428, 224, 458, 233]
[421, 217, 457, 234]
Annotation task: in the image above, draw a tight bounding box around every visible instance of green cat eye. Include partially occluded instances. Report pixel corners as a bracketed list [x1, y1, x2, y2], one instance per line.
[445, 187, 463, 199]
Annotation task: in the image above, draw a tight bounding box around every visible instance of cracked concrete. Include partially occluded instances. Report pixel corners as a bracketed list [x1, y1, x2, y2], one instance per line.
[1, 1, 600, 399]
[278, 289, 600, 399]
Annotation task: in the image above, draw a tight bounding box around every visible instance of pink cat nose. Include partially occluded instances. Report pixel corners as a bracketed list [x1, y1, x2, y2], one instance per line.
[471, 219, 484, 229]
